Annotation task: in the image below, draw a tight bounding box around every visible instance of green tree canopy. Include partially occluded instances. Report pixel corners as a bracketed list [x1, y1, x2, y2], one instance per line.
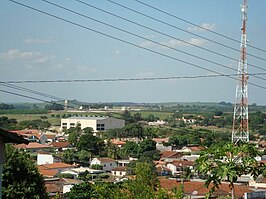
[196, 143, 265, 199]
[3, 145, 47, 199]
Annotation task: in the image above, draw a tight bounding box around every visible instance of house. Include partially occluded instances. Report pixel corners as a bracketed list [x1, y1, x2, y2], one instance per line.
[39, 162, 76, 172]
[39, 168, 59, 178]
[61, 167, 105, 178]
[160, 179, 262, 199]
[10, 129, 48, 144]
[14, 142, 52, 153]
[110, 139, 126, 148]
[60, 116, 125, 132]
[111, 166, 127, 177]
[152, 138, 172, 152]
[44, 178, 82, 197]
[117, 159, 131, 167]
[50, 141, 73, 152]
[181, 145, 205, 155]
[166, 160, 195, 176]
[90, 157, 117, 171]
[160, 151, 183, 162]
[37, 152, 62, 165]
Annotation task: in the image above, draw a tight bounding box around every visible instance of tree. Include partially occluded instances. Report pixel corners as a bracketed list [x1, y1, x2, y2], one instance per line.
[125, 162, 159, 199]
[2, 145, 47, 199]
[196, 143, 265, 199]
[44, 103, 64, 110]
[67, 182, 94, 199]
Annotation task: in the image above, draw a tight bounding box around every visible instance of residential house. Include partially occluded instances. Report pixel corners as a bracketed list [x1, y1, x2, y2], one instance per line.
[10, 129, 48, 144]
[39, 162, 76, 172]
[61, 167, 105, 179]
[152, 138, 172, 152]
[166, 160, 195, 176]
[181, 145, 205, 155]
[110, 139, 126, 148]
[160, 151, 183, 162]
[14, 142, 52, 153]
[37, 152, 62, 165]
[160, 179, 263, 199]
[50, 141, 73, 152]
[90, 157, 117, 171]
[111, 166, 127, 177]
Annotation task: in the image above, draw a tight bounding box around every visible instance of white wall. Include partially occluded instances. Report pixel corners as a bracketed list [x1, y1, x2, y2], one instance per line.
[37, 154, 54, 165]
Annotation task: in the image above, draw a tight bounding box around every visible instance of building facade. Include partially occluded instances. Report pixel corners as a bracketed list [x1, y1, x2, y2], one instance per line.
[60, 116, 125, 132]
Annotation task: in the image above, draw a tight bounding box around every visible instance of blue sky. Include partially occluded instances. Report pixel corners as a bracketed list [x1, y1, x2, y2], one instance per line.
[0, 0, 266, 104]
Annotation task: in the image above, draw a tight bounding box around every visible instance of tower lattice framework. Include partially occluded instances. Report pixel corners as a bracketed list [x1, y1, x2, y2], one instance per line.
[232, 0, 249, 144]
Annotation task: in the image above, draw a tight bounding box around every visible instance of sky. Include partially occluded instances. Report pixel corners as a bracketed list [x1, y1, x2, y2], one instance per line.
[0, 0, 266, 104]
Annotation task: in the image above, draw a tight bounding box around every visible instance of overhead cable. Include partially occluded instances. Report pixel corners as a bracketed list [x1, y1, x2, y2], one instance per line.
[74, 0, 266, 73]
[106, 0, 266, 62]
[8, 0, 266, 90]
[133, 0, 266, 53]
[41, 0, 266, 82]
[2, 72, 266, 84]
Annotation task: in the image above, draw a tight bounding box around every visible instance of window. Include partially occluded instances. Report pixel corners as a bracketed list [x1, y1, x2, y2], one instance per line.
[70, 123, 75, 126]
[96, 123, 105, 131]
[62, 123, 67, 125]
[103, 164, 106, 167]
[110, 163, 112, 166]
[120, 172, 122, 176]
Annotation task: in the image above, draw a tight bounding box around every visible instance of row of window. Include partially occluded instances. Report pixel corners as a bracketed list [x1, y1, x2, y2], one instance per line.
[62, 123, 105, 131]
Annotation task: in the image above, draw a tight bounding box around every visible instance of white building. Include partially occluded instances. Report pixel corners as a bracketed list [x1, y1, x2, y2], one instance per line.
[60, 116, 125, 132]
[90, 157, 117, 171]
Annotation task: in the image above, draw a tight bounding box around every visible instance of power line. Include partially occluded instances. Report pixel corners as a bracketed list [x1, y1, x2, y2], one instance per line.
[74, 0, 266, 73]
[8, 0, 266, 90]
[0, 83, 64, 101]
[0, 89, 55, 103]
[40, 0, 266, 82]
[133, 0, 266, 53]
[106, 0, 266, 62]
[2, 72, 266, 84]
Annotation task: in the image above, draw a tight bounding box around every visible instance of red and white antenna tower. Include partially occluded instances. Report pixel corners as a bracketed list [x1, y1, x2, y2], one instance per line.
[232, 0, 249, 144]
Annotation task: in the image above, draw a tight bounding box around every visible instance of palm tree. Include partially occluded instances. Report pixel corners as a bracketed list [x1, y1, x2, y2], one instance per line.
[196, 143, 265, 199]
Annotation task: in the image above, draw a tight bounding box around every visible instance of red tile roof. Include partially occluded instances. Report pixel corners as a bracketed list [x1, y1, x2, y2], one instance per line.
[98, 158, 116, 163]
[160, 179, 256, 198]
[50, 141, 71, 148]
[185, 146, 205, 152]
[152, 138, 169, 143]
[160, 151, 183, 159]
[40, 162, 75, 170]
[111, 139, 126, 145]
[14, 142, 51, 149]
[170, 160, 195, 167]
[112, 166, 127, 171]
[39, 169, 59, 178]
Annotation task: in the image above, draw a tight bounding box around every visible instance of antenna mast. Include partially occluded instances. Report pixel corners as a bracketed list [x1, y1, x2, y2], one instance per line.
[232, 0, 249, 144]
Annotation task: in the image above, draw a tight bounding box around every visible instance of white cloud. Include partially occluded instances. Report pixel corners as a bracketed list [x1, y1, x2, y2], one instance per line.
[24, 38, 52, 44]
[139, 37, 206, 50]
[139, 41, 156, 48]
[188, 23, 216, 32]
[0, 49, 55, 64]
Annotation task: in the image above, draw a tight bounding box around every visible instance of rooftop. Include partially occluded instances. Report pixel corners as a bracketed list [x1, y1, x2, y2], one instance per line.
[14, 142, 51, 149]
[0, 128, 29, 144]
[64, 116, 108, 120]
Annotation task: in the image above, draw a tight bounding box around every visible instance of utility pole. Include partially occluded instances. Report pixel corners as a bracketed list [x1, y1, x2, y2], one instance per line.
[232, 0, 249, 144]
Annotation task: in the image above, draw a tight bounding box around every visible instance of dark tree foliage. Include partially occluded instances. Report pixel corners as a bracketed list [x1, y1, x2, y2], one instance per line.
[0, 103, 14, 110]
[18, 119, 51, 130]
[3, 145, 47, 199]
[0, 116, 18, 130]
[44, 103, 64, 110]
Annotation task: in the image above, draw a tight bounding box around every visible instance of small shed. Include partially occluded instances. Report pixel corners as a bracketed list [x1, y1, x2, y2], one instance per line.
[0, 128, 29, 199]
